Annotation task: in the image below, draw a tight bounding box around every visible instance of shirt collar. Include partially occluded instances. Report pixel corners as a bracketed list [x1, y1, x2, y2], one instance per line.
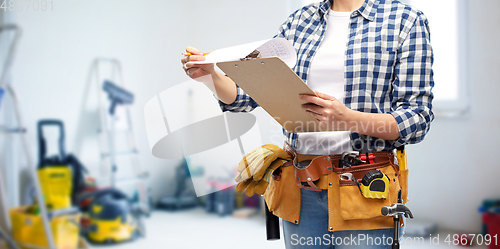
[318, 0, 333, 17]
[357, 0, 378, 21]
[319, 0, 378, 22]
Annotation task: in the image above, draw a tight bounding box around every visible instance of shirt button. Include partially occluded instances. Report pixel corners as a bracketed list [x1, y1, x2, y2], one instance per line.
[307, 53, 311, 58]
[322, 24, 325, 29]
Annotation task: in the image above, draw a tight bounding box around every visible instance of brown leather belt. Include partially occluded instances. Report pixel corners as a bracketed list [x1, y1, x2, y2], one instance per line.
[282, 142, 394, 191]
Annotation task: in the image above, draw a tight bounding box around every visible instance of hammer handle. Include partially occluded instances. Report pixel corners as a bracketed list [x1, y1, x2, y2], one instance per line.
[265, 202, 280, 241]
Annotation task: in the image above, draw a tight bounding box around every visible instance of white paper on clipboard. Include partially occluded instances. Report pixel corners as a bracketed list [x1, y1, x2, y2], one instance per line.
[192, 38, 297, 68]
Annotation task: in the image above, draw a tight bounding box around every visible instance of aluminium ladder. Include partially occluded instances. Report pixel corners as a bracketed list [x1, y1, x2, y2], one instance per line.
[0, 24, 54, 249]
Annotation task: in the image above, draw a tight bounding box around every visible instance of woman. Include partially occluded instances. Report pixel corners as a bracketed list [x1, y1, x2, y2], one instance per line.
[182, 0, 434, 248]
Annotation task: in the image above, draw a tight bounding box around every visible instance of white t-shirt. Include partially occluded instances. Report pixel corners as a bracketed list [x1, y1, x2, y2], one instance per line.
[295, 10, 354, 155]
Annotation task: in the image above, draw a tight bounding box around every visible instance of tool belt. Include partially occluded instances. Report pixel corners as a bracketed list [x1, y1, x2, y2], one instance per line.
[283, 142, 395, 191]
[264, 142, 409, 232]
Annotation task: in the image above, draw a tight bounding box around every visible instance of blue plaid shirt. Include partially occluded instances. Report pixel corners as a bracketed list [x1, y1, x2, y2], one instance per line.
[220, 0, 434, 152]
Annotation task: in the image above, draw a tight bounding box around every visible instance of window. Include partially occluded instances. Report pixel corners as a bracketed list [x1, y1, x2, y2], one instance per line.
[406, 0, 468, 116]
[290, 0, 469, 116]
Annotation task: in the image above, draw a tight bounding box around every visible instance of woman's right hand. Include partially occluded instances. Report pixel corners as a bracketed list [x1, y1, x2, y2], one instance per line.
[181, 46, 238, 105]
[181, 46, 216, 80]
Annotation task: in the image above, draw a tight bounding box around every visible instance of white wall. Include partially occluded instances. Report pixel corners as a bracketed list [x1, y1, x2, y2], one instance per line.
[3, 0, 288, 204]
[406, 0, 500, 232]
[2, 0, 499, 233]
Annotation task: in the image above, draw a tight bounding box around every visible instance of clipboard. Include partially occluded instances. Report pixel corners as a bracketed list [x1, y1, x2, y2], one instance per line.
[217, 57, 321, 133]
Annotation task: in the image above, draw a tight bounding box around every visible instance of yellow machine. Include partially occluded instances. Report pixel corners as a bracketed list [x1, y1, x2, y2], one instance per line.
[37, 167, 72, 210]
[79, 189, 144, 244]
[37, 120, 87, 210]
[87, 216, 136, 243]
[37, 120, 73, 210]
[26, 119, 87, 248]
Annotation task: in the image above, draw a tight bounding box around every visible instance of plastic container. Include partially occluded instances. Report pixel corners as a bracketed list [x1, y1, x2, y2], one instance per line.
[10, 206, 80, 249]
[483, 212, 500, 249]
[480, 199, 500, 235]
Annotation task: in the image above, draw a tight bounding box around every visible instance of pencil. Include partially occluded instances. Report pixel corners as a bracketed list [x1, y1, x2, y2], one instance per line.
[182, 52, 210, 56]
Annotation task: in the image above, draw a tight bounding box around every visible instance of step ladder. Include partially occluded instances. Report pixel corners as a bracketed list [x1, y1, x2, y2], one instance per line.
[83, 58, 150, 214]
[0, 24, 53, 249]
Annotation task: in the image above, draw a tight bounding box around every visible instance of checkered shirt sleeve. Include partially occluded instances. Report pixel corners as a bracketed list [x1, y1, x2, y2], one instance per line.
[218, 85, 259, 112]
[388, 13, 434, 147]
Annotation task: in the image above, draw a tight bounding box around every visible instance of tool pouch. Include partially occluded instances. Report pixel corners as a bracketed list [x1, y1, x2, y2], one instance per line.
[263, 164, 301, 224]
[335, 161, 404, 220]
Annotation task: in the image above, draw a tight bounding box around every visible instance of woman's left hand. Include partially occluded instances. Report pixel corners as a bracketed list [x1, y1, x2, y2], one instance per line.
[300, 91, 356, 131]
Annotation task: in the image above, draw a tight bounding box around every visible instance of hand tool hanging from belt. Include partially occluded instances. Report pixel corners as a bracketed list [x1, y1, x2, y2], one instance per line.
[381, 145, 414, 249]
[359, 135, 377, 164]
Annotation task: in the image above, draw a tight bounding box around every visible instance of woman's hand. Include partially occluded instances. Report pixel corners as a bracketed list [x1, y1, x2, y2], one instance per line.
[300, 91, 400, 140]
[300, 91, 354, 131]
[180, 46, 238, 105]
[181, 46, 215, 80]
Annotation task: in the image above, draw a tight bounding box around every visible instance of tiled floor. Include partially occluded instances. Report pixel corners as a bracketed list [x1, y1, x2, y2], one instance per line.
[90, 208, 490, 249]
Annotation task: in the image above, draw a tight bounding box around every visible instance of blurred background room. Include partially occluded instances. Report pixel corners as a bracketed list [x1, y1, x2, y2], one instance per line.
[0, 0, 499, 248]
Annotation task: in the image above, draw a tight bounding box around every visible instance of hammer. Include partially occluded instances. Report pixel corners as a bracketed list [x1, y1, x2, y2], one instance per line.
[381, 190, 413, 249]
